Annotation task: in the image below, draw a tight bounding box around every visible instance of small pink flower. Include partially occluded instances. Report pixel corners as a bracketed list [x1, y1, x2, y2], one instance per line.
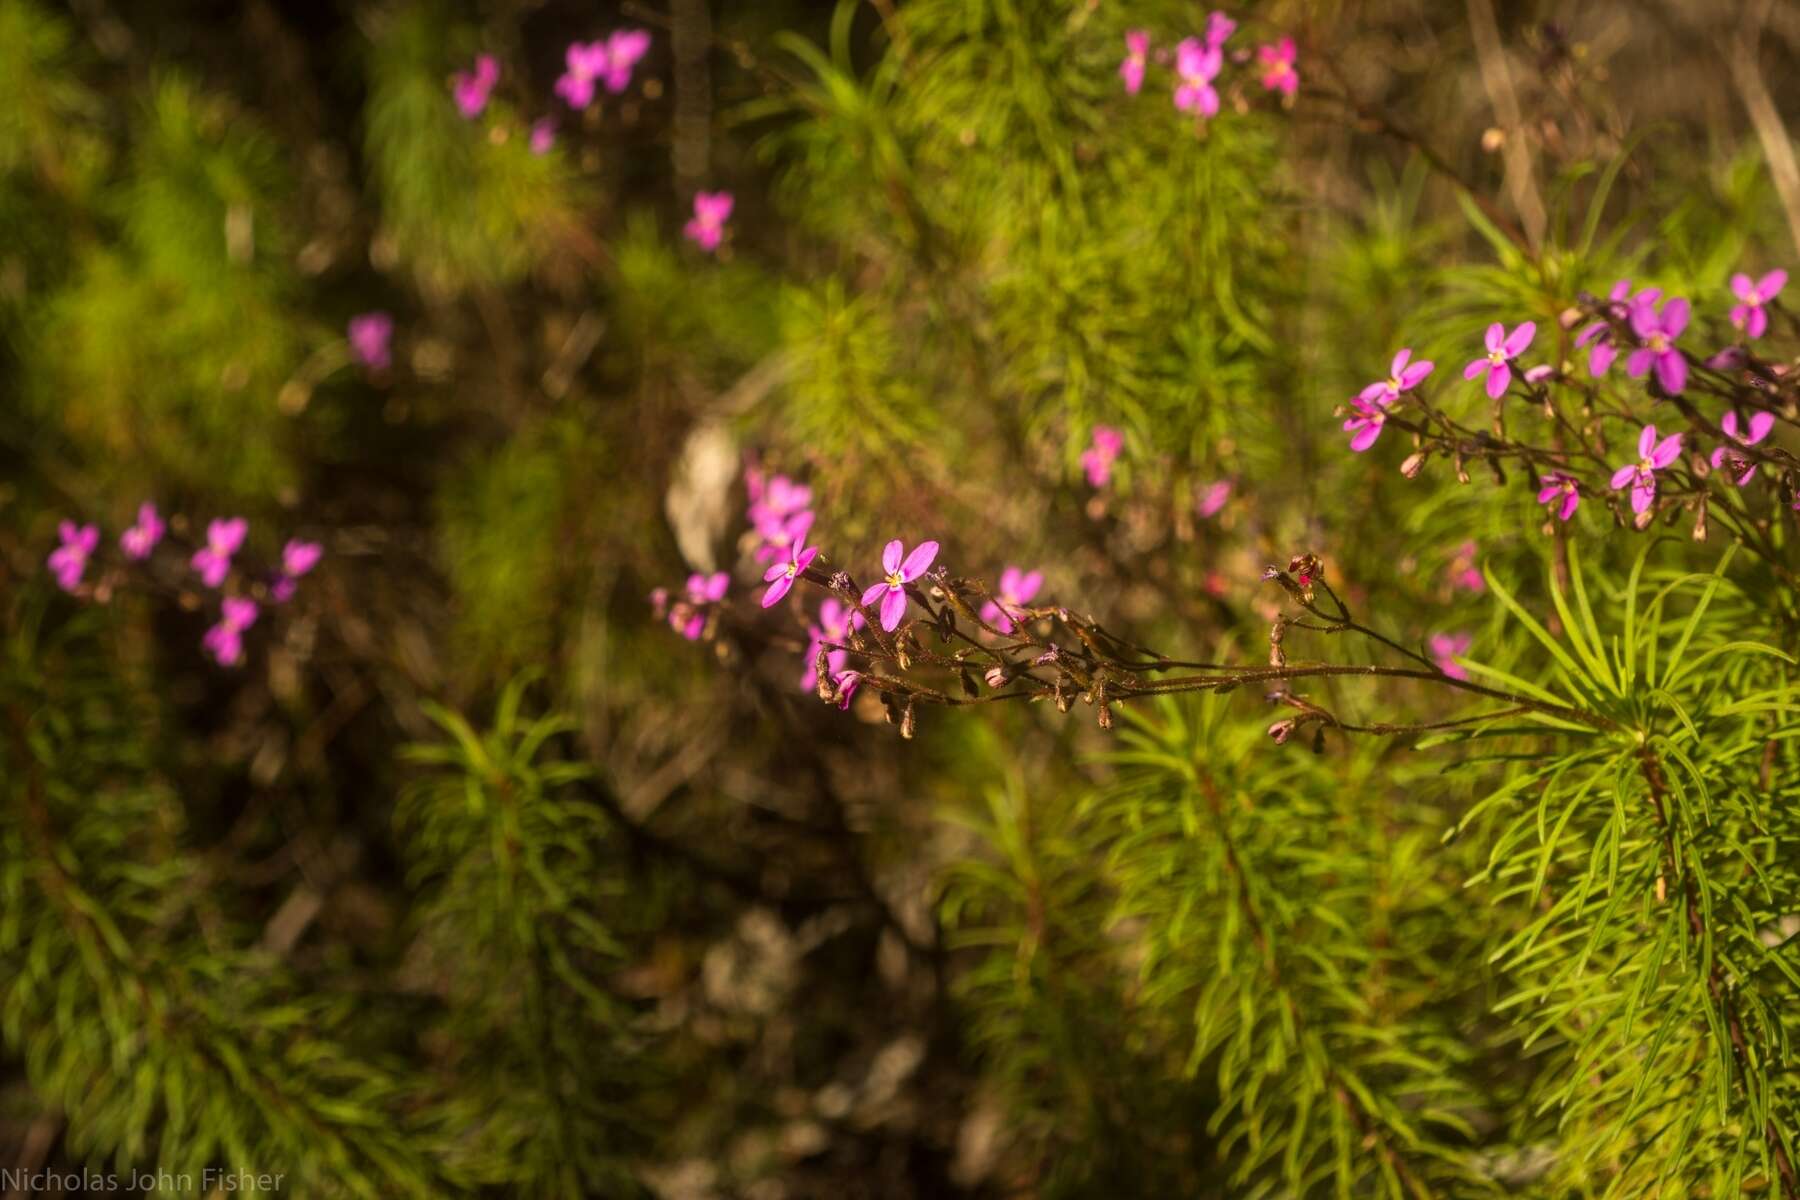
[801, 598, 862, 692]
[120, 502, 165, 560]
[348, 312, 393, 370]
[47, 521, 99, 592]
[762, 532, 820, 607]
[1536, 471, 1580, 521]
[1256, 37, 1298, 98]
[1173, 38, 1222, 117]
[1463, 321, 1536, 399]
[861, 539, 938, 632]
[529, 118, 556, 155]
[1081, 425, 1124, 487]
[601, 29, 651, 94]
[1204, 11, 1237, 48]
[1120, 30, 1149, 95]
[1429, 632, 1472, 681]
[1626, 296, 1690, 395]
[1445, 541, 1484, 594]
[271, 539, 322, 603]
[754, 509, 815, 567]
[980, 566, 1043, 634]
[203, 596, 259, 667]
[555, 41, 606, 109]
[1196, 479, 1232, 518]
[1729, 269, 1786, 340]
[1710, 410, 1775, 486]
[832, 669, 862, 710]
[671, 571, 729, 640]
[191, 518, 248, 589]
[685, 191, 733, 253]
[1360, 347, 1434, 405]
[1342, 393, 1393, 452]
[452, 54, 499, 119]
[1610, 424, 1683, 514]
[1575, 279, 1634, 377]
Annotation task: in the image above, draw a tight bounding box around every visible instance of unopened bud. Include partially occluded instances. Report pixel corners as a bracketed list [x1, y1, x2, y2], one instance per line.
[815, 647, 835, 702]
[900, 698, 916, 740]
[1400, 452, 1427, 479]
[1267, 718, 1297, 744]
[1692, 498, 1708, 542]
[984, 664, 1009, 689]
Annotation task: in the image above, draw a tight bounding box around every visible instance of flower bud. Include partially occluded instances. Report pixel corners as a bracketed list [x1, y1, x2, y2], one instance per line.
[1267, 718, 1296, 744]
[1400, 452, 1427, 479]
[900, 698, 916, 740]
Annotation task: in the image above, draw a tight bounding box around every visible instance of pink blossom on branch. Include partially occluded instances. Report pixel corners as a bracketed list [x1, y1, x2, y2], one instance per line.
[1081, 425, 1124, 487]
[1173, 38, 1222, 118]
[1429, 632, 1472, 681]
[672, 572, 729, 640]
[452, 54, 499, 119]
[980, 567, 1043, 634]
[802, 599, 863, 692]
[47, 522, 99, 592]
[1361, 347, 1434, 406]
[1462, 321, 1535, 399]
[1729, 269, 1786, 339]
[120, 502, 165, 560]
[1709, 410, 1775, 485]
[1204, 11, 1237, 49]
[1536, 471, 1581, 521]
[685, 191, 734, 253]
[861, 539, 938, 632]
[762, 533, 820, 607]
[348, 312, 393, 370]
[1625, 296, 1689, 395]
[1342, 394, 1393, 452]
[1196, 479, 1232, 518]
[271, 539, 322, 603]
[203, 597, 259, 667]
[1119, 30, 1149, 95]
[1257, 37, 1298, 98]
[191, 518, 248, 589]
[1610, 424, 1682, 514]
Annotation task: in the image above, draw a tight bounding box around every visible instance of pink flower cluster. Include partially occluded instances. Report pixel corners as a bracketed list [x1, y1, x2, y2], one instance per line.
[652, 573, 729, 640]
[45, 505, 321, 667]
[555, 30, 651, 109]
[453, 54, 500, 119]
[1081, 425, 1124, 488]
[1118, 14, 1298, 121]
[685, 192, 734, 254]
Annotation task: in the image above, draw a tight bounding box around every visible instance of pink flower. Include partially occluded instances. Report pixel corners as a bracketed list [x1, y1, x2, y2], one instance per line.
[832, 670, 862, 710]
[1256, 37, 1298, 97]
[1463, 321, 1536, 399]
[1626, 296, 1690, 394]
[555, 41, 606, 109]
[1536, 471, 1580, 521]
[672, 571, 729, 640]
[1610, 424, 1683, 514]
[1204, 11, 1237, 48]
[191, 518, 247, 589]
[1729, 269, 1786, 340]
[1342, 393, 1394, 452]
[203, 597, 259, 667]
[861, 539, 938, 632]
[1445, 541, 1485, 593]
[980, 566, 1043, 634]
[348, 312, 393, 370]
[1081, 425, 1124, 487]
[685, 191, 733, 253]
[754, 509, 815, 567]
[1710, 410, 1775, 486]
[601, 29, 651, 94]
[1575, 279, 1634, 377]
[47, 521, 99, 592]
[1120, 30, 1149, 95]
[1196, 479, 1232, 518]
[529, 118, 556, 155]
[802, 598, 862, 692]
[452, 54, 499, 119]
[120, 502, 165, 560]
[1173, 38, 1222, 117]
[762, 531, 820, 607]
[271, 539, 322, 603]
[1360, 347, 1434, 405]
[1429, 632, 1472, 681]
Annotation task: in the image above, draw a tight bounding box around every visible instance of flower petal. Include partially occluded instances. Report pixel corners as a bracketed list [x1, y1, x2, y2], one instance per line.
[1485, 362, 1510, 398]
[1503, 321, 1536, 357]
[1484, 322, 1504, 352]
[1611, 464, 1639, 490]
[1398, 360, 1434, 388]
[879, 587, 908, 632]
[1654, 351, 1687, 395]
[881, 539, 903, 575]
[899, 539, 939, 580]
[1748, 411, 1775, 443]
[861, 582, 889, 607]
[1651, 432, 1683, 467]
[762, 575, 793, 607]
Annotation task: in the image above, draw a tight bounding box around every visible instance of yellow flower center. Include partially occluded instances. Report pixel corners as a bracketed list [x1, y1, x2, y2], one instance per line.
[1649, 334, 1668, 352]
[1487, 349, 1506, 365]
[886, 572, 904, 588]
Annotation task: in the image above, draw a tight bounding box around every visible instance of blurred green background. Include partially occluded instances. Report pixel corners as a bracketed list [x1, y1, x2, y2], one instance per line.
[4, 1, 1800, 1196]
